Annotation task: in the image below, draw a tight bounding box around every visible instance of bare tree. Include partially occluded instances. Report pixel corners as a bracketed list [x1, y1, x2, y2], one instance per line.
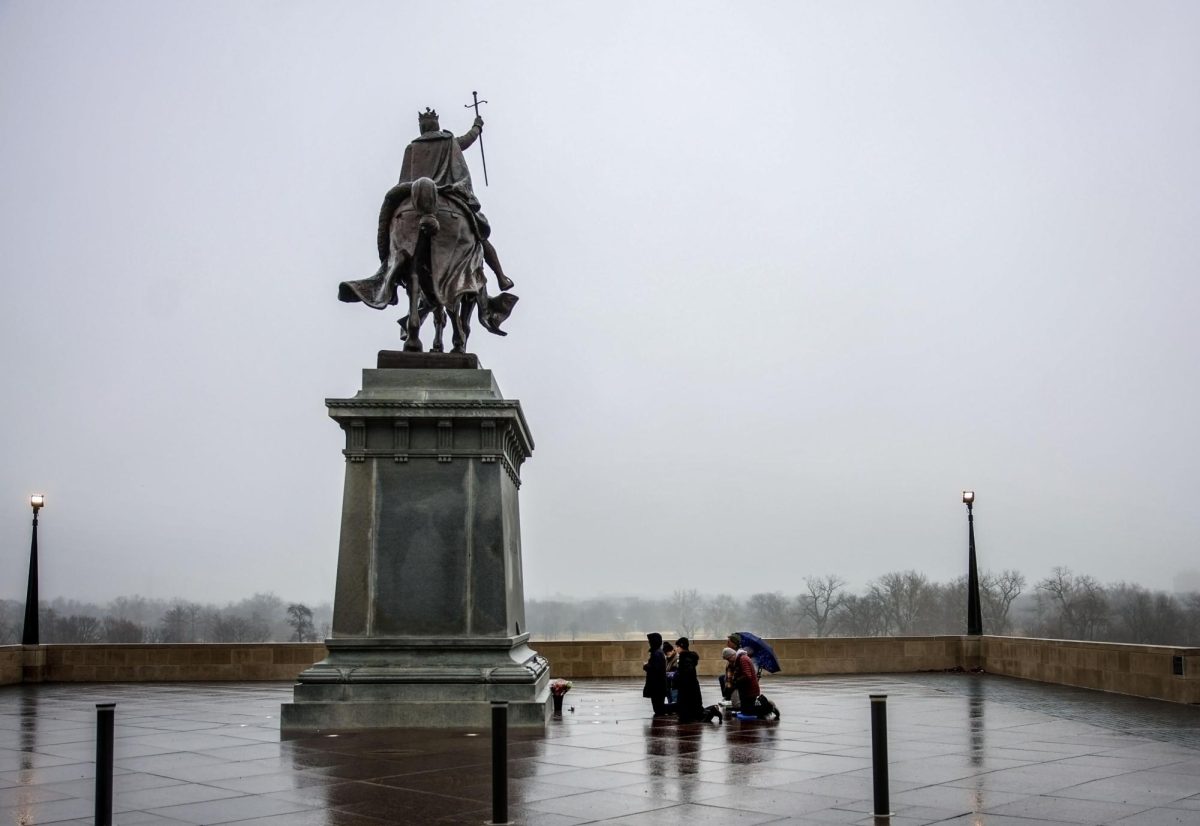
[102, 617, 145, 643]
[1036, 567, 1108, 640]
[670, 589, 701, 639]
[701, 594, 740, 639]
[746, 592, 794, 637]
[834, 592, 886, 636]
[286, 603, 316, 642]
[1183, 592, 1200, 646]
[109, 595, 156, 628]
[160, 605, 191, 643]
[801, 575, 846, 637]
[0, 599, 22, 643]
[52, 614, 103, 643]
[1108, 584, 1182, 645]
[208, 612, 259, 643]
[871, 571, 933, 635]
[981, 569, 1026, 634]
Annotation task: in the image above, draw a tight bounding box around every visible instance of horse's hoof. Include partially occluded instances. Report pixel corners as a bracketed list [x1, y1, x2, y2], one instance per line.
[403, 340, 422, 353]
[430, 345, 444, 354]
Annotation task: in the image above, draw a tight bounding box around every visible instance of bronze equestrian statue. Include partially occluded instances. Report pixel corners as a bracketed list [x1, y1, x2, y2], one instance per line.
[339, 108, 517, 353]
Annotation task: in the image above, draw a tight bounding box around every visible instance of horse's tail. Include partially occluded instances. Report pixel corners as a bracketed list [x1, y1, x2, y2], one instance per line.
[412, 177, 440, 235]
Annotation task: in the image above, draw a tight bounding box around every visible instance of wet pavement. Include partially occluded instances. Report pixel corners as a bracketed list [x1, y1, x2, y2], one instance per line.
[1, 673, 1198, 824]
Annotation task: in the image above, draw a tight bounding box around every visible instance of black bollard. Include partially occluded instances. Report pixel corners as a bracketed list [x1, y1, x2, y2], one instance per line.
[491, 700, 509, 825]
[95, 703, 115, 826]
[869, 694, 891, 819]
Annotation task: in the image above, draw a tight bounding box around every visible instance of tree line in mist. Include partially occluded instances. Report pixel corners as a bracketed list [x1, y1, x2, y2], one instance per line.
[3, 567, 1199, 648]
[528, 568, 1200, 647]
[0, 593, 331, 645]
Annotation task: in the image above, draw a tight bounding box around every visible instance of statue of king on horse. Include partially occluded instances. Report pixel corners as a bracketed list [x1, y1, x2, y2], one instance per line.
[338, 106, 517, 353]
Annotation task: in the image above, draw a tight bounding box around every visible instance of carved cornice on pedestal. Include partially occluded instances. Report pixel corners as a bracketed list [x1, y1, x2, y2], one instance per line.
[331, 395, 532, 485]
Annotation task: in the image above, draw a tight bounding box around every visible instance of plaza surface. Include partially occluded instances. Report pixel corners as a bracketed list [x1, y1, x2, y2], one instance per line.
[1, 674, 1198, 825]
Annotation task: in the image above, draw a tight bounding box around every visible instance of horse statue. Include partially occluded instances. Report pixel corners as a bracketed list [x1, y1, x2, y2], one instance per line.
[338, 108, 517, 353]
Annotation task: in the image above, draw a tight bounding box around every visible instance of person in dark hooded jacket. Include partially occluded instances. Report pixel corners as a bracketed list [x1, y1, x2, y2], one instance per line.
[672, 637, 721, 723]
[642, 632, 669, 715]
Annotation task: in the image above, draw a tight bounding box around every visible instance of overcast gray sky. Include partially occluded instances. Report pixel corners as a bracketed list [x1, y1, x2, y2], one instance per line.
[2, 1, 1198, 604]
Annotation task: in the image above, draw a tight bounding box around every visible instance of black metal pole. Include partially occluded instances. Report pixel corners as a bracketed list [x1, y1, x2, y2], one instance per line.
[21, 507, 40, 646]
[95, 703, 115, 826]
[966, 501, 983, 636]
[491, 700, 508, 825]
[870, 694, 891, 819]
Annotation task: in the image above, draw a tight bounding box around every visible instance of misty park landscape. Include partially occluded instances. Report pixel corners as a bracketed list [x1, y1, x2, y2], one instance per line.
[6, 566, 1200, 648]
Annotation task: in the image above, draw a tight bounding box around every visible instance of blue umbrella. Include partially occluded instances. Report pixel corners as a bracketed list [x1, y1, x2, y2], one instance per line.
[734, 631, 781, 673]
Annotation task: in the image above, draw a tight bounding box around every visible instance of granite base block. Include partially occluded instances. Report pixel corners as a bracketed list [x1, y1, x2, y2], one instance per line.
[281, 636, 550, 731]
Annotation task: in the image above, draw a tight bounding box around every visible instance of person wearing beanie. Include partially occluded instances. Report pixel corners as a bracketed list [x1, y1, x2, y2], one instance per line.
[642, 632, 670, 716]
[673, 637, 721, 723]
[722, 645, 762, 716]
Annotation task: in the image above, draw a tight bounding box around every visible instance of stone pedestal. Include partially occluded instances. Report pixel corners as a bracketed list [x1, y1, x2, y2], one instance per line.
[281, 354, 549, 731]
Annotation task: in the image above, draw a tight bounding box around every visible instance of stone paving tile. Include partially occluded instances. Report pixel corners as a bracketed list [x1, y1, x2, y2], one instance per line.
[524, 787, 681, 819]
[888, 781, 1026, 811]
[1163, 793, 1200, 810]
[1109, 808, 1200, 825]
[337, 786, 489, 821]
[934, 815, 1078, 825]
[2, 674, 1199, 825]
[234, 812, 396, 826]
[0, 794, 96, 822]
[1052, 769, 1200, 807]
[596, 801, 789, 824]
[439, 802, 590, 824]
[772, 770, 911, 800]
[698, 786, 857, 817]
[201, 769, 340, 795]
[144, 793, 319, 824]
[112, 780, 248, 811]
[57, 813, 194, 825]
[608, 776, 739, 804]
[0, 782, 74, 808]
[944, 760, 1135, 794]
[984, 793, 1149, 823]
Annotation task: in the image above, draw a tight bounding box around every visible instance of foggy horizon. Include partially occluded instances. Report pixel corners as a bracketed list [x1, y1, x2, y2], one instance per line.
[3, 2, 1199, 605]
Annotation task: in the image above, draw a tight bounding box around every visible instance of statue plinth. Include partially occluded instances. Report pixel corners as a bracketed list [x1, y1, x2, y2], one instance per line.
[281, 354, 549, 730]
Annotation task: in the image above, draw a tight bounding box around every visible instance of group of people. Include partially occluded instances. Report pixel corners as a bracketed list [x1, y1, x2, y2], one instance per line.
[642, 632, 781, 722]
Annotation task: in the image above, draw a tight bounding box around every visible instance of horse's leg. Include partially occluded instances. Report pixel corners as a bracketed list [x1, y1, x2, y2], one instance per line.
[448, 299, 468, 354]
[460, 294, 475, 348]
[431, 306, 446, 353]
[403, 275, 423, 351]
[403, 239, 428, 352]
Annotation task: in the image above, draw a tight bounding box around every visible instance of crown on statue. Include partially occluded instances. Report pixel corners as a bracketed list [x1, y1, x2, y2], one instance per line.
[418, 107, 439, 123]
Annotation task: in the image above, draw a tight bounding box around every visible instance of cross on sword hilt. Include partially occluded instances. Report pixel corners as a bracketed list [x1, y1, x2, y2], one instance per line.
[464, 91, 489, 186]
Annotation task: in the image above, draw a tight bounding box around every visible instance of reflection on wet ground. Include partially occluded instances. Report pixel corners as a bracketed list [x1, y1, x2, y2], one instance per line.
[1, 673, 1198, 824]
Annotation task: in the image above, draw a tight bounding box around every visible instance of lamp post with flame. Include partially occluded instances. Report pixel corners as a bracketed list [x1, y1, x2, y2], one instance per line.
[22, 494, 45, 646]
[963, 491, 982, 636]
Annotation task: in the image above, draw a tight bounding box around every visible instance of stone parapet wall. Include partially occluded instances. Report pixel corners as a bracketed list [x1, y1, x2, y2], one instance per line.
[22, 643, 329, 683]
[0, 646, 21, 686]
[536, 636, 966, 680]
[2, 638, 1196, 706]
[983, 636, 1200, 704]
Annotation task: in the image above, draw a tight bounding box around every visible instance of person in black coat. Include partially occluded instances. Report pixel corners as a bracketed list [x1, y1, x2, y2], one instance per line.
[642, 632, 669, 716]
[673, 637, 721, 723]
